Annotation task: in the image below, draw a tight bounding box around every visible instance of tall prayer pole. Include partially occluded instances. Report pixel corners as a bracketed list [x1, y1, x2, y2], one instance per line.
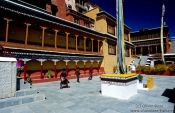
[160, 4, 165, 64]
[101, 0, 140, 100]
[117, 0, 126, 74]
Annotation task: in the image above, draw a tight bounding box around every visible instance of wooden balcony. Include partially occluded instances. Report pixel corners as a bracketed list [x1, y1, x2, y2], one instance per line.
[0, 41, 102, 56]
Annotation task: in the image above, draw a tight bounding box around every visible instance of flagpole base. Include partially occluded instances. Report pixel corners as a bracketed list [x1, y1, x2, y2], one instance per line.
[101, 73, 137, 100]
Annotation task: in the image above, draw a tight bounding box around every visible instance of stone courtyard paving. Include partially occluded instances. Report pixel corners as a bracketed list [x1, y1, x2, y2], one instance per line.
[0, 75, 175, 113]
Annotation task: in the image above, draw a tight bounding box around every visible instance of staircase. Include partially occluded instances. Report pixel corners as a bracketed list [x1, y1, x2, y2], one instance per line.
[145, 59, 151, 66]
[0, 88, 46, 109]
[0, 78, 46, 109]
[131, 56, 149, 67]
[133, 58, 140, 67]
[140, 56, 148, 66]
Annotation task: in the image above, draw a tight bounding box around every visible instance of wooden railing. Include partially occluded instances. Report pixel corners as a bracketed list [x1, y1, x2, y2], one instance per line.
[0, 41, 102, 56]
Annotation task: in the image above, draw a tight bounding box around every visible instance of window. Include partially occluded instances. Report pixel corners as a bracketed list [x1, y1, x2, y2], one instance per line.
[51, 4, 58, 16]
[68, 4, 72, 9]
[125, 47, 130, 57]
[108, 40, 116, 55]
[107, 24, 115, 35]
[124, 34, 129, 41]
[78, 8, 84, 13]
[84, 22, 90, 28]
[74, 18, 80, 24]
[108, 44, 116, 55]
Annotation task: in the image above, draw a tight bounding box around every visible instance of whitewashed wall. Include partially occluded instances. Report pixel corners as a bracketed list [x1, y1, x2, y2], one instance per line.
[0, 61, 16, 99]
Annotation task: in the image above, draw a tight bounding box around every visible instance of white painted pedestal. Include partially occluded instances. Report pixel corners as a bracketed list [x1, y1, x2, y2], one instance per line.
[101, 76, 137, 100]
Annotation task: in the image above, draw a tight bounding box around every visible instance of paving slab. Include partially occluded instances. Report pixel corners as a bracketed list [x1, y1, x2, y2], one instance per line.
[101, 109, 121, 113]
[0, 75, 174, 113]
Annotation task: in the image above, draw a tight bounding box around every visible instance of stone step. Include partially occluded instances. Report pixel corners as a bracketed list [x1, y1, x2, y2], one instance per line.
[15, 89, 39, 97]
[16, 77, 31, 90]
[0, 93, 46, 109]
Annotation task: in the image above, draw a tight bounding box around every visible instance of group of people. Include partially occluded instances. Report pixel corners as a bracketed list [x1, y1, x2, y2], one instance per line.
[60, 67, 93, 89]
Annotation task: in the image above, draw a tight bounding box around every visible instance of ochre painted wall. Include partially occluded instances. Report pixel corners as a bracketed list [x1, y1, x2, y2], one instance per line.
[84, 8, 99, 21]
[101, 39, 118, 73]
[85, 7, 133, 74]
[95, 17, 107, 33]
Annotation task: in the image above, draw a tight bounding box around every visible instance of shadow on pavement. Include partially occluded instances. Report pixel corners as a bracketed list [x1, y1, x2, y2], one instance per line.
[161, 88, 175, 113]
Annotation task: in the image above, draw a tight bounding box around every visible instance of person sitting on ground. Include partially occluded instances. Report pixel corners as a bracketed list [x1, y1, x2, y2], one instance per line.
[60, 68, 70, 89]
[60, 77, 70, 89]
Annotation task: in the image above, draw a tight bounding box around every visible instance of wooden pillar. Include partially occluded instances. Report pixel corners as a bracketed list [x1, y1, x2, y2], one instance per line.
[25, 23, 31, 46]
[148, 46, 150, 54]
[84, 37, 86, 52]
[66, 61, 69, 77]
[40, 61, 43, 79]
[135, 48, 137, 55]
[54, 30, 58, 48]
[150, 46, 152, 54]
[155, 46, 157, 54]
[141, 47, 143, 55]
[23, 61, 27, 80]
[97, 61, 100, 75]
[129, 47, 132, 57]
[66, 32, 69, 50]
[4, 18, 12, 42]
[98, 40, 100, 53]
[75, 35, 78, 51]
[54, 61, 57, 78]
[41, 27, 46, 48]
[90, 61, 93, 75]
[91, 39, 94, 52]
[83, 61, 86, 75]
[75, 60, 78, 69]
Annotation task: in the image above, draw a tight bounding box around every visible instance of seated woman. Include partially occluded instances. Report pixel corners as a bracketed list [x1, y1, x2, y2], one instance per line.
[60, 77, 70, 89]
[60, 68, 70, 89]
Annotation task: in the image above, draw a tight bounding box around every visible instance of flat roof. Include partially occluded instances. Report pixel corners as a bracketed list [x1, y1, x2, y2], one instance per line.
[96, 11, 132, 30]
[131, 26, 168, 34]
